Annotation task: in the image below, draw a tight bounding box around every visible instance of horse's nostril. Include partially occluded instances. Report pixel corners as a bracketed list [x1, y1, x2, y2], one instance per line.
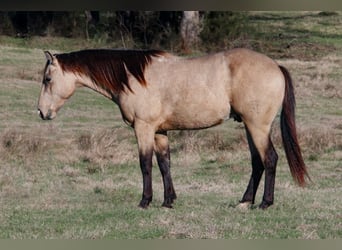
[37, 109, 45, 120]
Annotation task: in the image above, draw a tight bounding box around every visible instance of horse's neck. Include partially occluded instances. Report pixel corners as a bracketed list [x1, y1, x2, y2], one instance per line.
[76, 74, 119, 103]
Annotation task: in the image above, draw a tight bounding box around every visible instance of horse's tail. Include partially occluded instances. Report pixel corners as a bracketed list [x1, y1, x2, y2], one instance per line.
[279, 65, 310, 187]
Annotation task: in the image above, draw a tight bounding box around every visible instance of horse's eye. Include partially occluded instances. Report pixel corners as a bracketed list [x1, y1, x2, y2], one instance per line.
[44, 76, 51, 84]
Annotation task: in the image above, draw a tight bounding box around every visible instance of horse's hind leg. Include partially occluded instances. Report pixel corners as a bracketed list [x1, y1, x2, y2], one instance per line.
[239, 127, 265, 206]
[240, 123, 278, 209]
[154, 132, 177, 208]
[260, 139, 278, 209]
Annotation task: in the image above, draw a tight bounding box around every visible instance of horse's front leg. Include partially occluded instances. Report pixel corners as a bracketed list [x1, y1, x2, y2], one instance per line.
[154, 131, 177, 208]
[134, 120, 155, 208]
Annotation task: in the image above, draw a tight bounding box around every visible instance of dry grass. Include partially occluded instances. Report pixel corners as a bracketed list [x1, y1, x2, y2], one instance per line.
[279, 55, 342, 99]
[0, 129, 45, 160]
[75, 128, 137, 166]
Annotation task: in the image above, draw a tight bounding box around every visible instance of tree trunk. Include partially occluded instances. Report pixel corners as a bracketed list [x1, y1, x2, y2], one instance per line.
[180, 11, 201, 54]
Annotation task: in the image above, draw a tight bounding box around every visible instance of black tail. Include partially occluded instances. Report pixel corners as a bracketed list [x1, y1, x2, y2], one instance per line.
[279, 65, 310, 187]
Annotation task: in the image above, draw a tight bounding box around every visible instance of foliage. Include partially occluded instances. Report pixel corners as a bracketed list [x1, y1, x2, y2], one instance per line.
[110, 11, 183, 49]
[0, 11, 252, 52]
[200, 11, 253, 51]
[0, 11, 184, 50]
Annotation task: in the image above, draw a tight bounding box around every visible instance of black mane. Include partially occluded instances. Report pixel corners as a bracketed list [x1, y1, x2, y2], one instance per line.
[56, 49, 165, 94]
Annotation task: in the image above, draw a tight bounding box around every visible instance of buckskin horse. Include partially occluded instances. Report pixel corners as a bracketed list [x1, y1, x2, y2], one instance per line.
[37, 48, 309, 209]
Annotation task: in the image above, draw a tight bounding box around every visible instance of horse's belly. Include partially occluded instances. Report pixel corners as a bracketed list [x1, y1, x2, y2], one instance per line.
[159, 102, 231, 131]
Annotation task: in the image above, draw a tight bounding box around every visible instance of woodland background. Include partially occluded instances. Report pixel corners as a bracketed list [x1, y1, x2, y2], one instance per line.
[0, 11, 270, 53]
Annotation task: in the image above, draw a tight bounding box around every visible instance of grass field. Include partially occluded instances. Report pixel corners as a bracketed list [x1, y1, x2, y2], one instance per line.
[0, 12, 341, 239]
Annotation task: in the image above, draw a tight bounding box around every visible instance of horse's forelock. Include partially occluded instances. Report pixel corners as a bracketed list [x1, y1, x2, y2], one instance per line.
[56, 49, 164, 94]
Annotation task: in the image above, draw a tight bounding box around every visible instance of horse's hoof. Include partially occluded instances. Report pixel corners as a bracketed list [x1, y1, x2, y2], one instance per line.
[138, 198, 151, 209]
[162, 199, 174, 208]
[236, 201, 252, 210]
[258, 201, 273, 210]
[162, 203, 173, 208]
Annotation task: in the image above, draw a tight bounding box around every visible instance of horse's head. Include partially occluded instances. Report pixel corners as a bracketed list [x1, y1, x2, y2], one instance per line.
[37, 51, 76, 120]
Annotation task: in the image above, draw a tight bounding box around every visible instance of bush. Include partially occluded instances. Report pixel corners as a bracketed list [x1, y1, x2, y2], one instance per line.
[110, 11, 182, 49]
[200, 11, 253, 51]
[0, 12, 15, 35]
[0, 11, 256, 52]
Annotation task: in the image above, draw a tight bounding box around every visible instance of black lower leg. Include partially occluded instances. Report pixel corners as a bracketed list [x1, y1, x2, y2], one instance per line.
[240, 128, 265, 204]
[156, 148, 177, 208]
[240, 157, 264, 204]
[259, 141, 278, 209]
[139, 150, 153, 208]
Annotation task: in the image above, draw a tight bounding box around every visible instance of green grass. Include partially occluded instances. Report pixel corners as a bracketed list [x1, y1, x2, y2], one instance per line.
[0, 12, 341, 239]
[246, 11, 342, 60]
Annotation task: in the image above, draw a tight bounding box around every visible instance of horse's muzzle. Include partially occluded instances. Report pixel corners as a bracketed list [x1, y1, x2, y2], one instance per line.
[37, 108, 53, 120]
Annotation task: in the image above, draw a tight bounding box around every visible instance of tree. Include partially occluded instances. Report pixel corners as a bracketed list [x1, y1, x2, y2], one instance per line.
[8, 11, 53, 37]
[85, 11, 100, 39]
[180, 11, 201, 53]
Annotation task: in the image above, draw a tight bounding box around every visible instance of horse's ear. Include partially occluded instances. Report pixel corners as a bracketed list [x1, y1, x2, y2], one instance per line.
[44, 51, 54, 64]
